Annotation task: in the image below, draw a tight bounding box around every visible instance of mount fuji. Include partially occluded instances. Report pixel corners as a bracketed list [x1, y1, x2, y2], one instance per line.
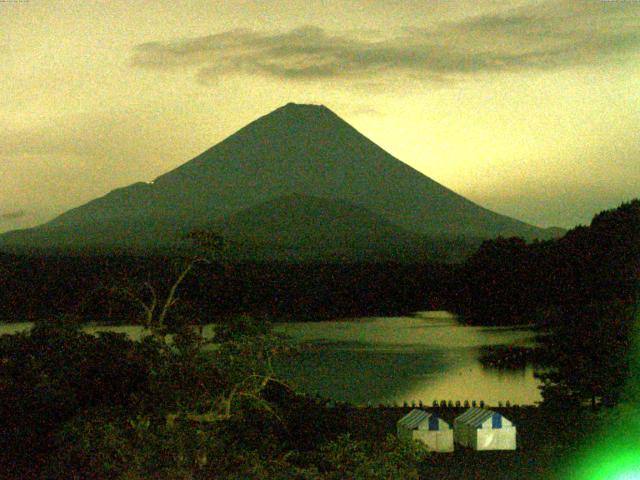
[0, 103, 561, 259]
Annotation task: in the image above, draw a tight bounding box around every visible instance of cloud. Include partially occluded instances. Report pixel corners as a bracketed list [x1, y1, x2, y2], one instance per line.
[131, 1, 640, 83]
[0, 210, 25, 221]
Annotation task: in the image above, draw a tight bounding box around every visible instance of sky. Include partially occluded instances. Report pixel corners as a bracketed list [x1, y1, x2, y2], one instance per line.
[1, 0, 639, 233]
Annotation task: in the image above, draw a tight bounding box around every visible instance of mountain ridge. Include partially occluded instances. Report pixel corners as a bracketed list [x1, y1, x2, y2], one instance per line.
[0, 102, 564, 257]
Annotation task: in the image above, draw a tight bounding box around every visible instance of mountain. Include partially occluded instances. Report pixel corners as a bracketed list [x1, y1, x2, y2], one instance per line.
[211, 193, 483, 262]
[0, 103, 562, 258]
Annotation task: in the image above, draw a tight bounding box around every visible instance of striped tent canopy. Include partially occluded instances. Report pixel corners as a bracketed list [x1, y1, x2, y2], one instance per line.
[398, 409, 451, 431]
[454, 408, 512, 429]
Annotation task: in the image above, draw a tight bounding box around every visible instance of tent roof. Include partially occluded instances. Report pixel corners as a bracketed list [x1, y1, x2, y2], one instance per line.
[398, 409, 430, 430]
[455, 408, 511, 428]
[397, 409, 450, 430]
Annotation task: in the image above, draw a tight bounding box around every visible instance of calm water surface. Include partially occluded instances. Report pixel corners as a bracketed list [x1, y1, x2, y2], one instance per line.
[0, 311, 541, 406]
[273, 311, 542, 406]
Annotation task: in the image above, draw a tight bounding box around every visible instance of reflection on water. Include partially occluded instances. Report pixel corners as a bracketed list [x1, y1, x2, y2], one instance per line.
[0, 312, 542, 406]
[273, 311, 542, 406]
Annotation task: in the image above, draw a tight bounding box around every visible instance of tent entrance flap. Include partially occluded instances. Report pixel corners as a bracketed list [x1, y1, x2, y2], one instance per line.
[492, 414, 502, 428]
[429, 415, 439, 431]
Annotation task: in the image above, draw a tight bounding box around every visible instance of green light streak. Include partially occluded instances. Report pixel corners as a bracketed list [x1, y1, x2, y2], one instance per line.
[565, 301, 640, 480]
[575, 447, 640, 480]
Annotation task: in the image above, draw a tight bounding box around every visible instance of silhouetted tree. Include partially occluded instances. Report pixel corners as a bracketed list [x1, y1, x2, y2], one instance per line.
[536, 299, 635, 409]
[534, 200, 640, 409]
[454, 236, 536, 325]
[106, 231, 225, 339]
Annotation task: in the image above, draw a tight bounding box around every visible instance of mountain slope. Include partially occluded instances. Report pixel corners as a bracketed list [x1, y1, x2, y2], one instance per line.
[212, 194, 434, 262]
[0, 102, 562, 255]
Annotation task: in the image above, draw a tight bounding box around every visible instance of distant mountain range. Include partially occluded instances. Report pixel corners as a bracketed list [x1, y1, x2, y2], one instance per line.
[0, 103, 563, 260]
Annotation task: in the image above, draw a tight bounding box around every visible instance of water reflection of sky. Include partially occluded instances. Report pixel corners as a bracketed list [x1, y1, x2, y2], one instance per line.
[273, 312, 542, 406]
[1, 313, 543, 405]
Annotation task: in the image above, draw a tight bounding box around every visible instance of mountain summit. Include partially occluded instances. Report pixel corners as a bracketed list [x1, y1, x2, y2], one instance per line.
[0, 103, 560, 257]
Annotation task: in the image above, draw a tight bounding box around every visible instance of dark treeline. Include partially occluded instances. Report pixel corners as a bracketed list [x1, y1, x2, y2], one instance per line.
[450, 199, 640, 408]
[450, 199, 640, 327]
[2, 201, 637, 331]
[0, 255, 454, 324]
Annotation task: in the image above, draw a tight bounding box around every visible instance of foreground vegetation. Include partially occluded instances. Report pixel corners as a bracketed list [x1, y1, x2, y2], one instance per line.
[0, 316, 436, 479]
[0, 316, 610, 480]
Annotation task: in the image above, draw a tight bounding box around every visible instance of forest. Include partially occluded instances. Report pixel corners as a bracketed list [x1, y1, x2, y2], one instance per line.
[0, 255, 454, 324]
[0, 199, 638, 479]
[452, 200, 640, 409]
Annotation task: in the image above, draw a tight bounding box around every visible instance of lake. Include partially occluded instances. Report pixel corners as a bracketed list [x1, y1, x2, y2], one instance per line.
[0, 311, 542, 406]
[272, 311, 542, 407]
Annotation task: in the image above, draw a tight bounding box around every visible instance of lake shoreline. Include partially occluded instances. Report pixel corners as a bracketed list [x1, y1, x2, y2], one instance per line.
[1, 313, 544, 406]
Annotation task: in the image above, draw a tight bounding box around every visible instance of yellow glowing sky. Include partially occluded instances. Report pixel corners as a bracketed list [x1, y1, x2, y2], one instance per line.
[1, 0, 639, 232]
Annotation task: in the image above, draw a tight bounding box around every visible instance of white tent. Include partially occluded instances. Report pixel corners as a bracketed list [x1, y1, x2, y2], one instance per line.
[453, 408, 516, 450]
[397, 409, 454, 452]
